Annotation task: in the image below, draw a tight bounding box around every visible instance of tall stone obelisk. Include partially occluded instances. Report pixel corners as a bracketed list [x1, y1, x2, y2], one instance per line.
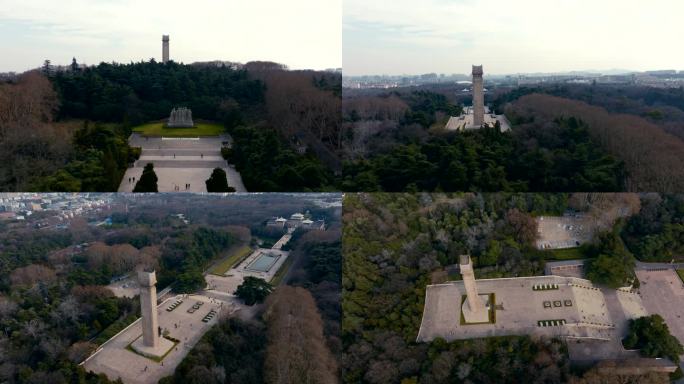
[162, 35, 170, 64]
[460, 254, 489, 323]
[472, 65, 484, 127]
[138, 270, 159, 348]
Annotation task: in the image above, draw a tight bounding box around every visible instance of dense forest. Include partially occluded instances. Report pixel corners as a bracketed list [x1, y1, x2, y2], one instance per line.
[0, 61, 341, 192]
[0, 218, 238, 383]
[568, 193, 684, 288]
[342, 193, 678, 384]
[622, 194, 684, 263]
[493, 83, 684, 141]
[342, 89, 625, 192]
[227, 123, 336, 191]
[506, 94, 684, 192]
[51, 61, 263, 125]
[342, 83, 684, 192]
[342, 193, 572, 383]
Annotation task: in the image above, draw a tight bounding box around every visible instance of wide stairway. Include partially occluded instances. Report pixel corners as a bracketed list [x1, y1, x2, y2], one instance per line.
[119, 134, 246, 192]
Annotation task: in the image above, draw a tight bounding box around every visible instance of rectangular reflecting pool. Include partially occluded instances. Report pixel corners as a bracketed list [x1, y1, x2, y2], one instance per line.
[245, 252, 280, 272]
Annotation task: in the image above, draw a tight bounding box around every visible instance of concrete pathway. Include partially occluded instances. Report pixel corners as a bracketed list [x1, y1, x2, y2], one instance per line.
[118, 133, 246, 192]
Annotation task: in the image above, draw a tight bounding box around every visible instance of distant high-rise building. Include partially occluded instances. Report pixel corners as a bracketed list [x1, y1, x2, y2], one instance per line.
[472, 65, 484, 127]
[162, 35, 169, 64]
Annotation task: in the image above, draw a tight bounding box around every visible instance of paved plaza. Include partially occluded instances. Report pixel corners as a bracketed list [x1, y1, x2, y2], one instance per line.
[536, 215, 595, 249]
[118, 134, 246, 193]
[417, 276, 619, 343]
[635, 268, 684, 362]
[83, 294, 239, 384]
[445, 106, 512, 132]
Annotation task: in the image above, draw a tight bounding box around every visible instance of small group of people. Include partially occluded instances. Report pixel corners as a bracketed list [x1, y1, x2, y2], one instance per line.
[127, 177, 136, 184]
[173, 183, 191, 191]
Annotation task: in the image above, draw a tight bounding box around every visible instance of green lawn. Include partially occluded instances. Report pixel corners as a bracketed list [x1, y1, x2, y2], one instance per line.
[677, 269, 684, 284]
[270, 256, 294, 286]
[209, 245, 253, 276]
[132, 121, 225, 137]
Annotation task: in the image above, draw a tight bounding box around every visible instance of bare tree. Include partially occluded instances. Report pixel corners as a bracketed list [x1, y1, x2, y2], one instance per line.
[263, 286, 338, 384]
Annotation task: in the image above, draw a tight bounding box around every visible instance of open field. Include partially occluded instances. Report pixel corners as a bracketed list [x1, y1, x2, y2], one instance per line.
[132, 122, 224, 137]
[209, 245, 253, 276]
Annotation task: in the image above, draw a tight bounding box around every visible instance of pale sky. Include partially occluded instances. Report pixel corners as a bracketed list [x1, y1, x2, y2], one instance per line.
[344, 0, 684, 76]
[0, 0, 341, 72]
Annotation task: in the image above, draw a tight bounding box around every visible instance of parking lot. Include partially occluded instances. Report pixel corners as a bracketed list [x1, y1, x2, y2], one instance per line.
[536, 215, 595, 250]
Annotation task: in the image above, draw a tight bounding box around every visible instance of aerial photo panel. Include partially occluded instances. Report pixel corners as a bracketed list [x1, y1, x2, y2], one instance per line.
[1, 0, 684, 383]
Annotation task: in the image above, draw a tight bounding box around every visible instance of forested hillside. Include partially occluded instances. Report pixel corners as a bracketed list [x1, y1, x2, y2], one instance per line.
[497, 84, 684, 141]
[341, 193, 679, 383]
[341, 89, 625, 192]
[507, 94, 684, 192]
[52, 61, 263, 125]
[0, 61, 342, 191]
[342, 193, 574, 383]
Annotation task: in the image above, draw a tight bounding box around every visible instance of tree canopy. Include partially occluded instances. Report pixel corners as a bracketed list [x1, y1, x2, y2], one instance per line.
[623, 314, 684, 363]
[235, 277, 273, 305]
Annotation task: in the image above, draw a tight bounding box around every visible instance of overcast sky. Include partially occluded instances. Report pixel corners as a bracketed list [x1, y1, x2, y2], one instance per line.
[0, 0, 341, 72]
[344, 0, 684, 76]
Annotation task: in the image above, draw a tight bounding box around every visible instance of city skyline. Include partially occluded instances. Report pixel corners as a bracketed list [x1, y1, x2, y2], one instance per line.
[0, 0, 341, 73]
[343, 0, 684, 76]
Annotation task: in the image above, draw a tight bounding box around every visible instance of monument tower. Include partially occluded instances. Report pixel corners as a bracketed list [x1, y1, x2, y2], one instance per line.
[460, 254, 489, 323]
[138, 270, 159, 348]
[162, 35, 169, 64]
[472, 65, 484, 127]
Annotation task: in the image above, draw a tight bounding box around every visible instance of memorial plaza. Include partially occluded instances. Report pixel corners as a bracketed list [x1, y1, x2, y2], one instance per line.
[118, 134, 245, 193]
[83, 293, 238, 384]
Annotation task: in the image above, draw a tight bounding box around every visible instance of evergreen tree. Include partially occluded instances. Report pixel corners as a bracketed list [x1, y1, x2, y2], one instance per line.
[205, 168, 234, 192]
[133, 163, 158, 192]
[623, 314, 684, 363]
[42, 59, 52, 76]
[235, 277, 273, 305]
